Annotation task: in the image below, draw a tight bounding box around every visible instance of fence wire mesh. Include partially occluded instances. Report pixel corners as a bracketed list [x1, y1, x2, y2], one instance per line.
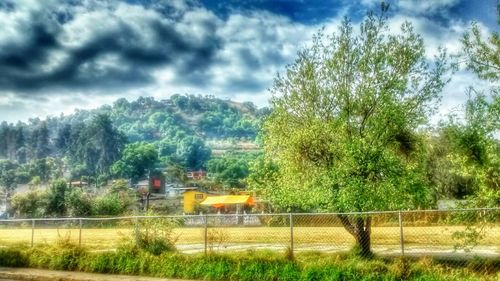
[0, 208, 498, 274]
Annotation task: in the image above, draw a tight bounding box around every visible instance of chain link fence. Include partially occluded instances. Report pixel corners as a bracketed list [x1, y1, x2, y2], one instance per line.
[0, 209, 498, 265]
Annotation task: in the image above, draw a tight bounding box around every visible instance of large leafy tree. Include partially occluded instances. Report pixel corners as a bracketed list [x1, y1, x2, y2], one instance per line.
[69, 114, 125, 180]
[87, 114, 126, 176]
[261, 11, 448, 256]
[30, 121, 50, 159]
[112, 142, 159, 181]
[443, 94, 499, 207]
[207, 152, 258, 188]
[176, 136, 211, 170]
[0, 160, 18, 192]
[448, 4, 500, 207]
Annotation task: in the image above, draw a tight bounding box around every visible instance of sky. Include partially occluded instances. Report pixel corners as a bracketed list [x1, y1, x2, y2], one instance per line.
[0, 0, 498, 123]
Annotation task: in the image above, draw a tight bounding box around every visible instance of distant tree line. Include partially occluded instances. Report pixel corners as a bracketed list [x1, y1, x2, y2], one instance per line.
[0, 95, 263, 191]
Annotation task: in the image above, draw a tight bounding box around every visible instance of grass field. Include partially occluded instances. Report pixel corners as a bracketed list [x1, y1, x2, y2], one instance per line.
[0, 225, 499, 255]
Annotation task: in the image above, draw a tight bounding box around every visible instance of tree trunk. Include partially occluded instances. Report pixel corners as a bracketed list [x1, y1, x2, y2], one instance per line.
[338, 215, 372, 257]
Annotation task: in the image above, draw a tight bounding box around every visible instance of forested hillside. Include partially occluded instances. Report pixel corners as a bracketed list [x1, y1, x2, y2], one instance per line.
[0, 95, 266, 189]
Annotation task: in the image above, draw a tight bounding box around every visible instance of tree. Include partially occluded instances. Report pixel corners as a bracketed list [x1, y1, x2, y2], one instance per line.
[112, 142, 159, 181]
[68, 115, 125, 182]
[207, 152, 258, 188]
[66, 188, 93, 217]
[443, 94, 499, 207]
[461, 5, 500, 82]
[0, 160, 18, 192]
[10, 189, 49, 218]
[14, 125, 27, 164]
[30, 121, 50, 159]
[55, 123, 72, 157]
[87, 114, 126, 176]
[260, 10, 448, 256]
[29, 157, 58, 183]
[46, 179, 68, 217]
[92, 192, 133, 216]
[453, 4, 500, 207]
[176, 136, 211, 170]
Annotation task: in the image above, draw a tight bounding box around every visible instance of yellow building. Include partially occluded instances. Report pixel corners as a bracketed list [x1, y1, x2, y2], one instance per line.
[183, 190, 208, 213]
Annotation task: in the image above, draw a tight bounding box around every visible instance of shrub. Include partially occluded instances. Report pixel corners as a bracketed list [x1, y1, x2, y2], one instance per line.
[10, 189, 49, 218]
[131, 214, 178, 255]
[65, 188, 93, 217]
[0, 248, 27, 267]
[93, 193, 129, 216]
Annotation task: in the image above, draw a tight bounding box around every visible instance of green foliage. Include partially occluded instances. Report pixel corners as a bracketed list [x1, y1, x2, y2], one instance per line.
[30, 121, 50, 159]
[0, 246, 497, 281]
[422, 3, 499, 210]
[73, 114, 126, 178]
[0, 95, 261, 195]
[247, 154, 279, 192]
[92, 193, 132, 217]
[11, 178, 134, 218]
[112, 142, 158, 181]
[461, 7, 500, 82]
[65, 188, 93, 217]
[0, 248, 27, 267]
[259, 10, 448, 255]
[46, 179, 68, 217]
[176, 136, 211, 170]
[263, 12, 447, 213]
[26, 157, 59, 183]
[109, 179, 130, 193]
[454, 5, 500, 208]
[10, 189, 49, 218]
[131, 213, 178, 255]
[441, 93, 499, 207]
[0, 159, 18, 191]
[207, 152, 259, 188]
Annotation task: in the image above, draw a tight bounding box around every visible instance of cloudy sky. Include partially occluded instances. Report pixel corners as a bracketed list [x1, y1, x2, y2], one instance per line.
[0, 0, 497, 123]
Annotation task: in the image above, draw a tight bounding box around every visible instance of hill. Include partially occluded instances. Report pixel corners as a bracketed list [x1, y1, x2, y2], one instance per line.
[0, 95, 266, 189]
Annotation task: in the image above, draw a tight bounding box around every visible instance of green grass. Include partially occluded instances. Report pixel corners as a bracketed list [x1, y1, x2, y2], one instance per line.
[0, 241, 498, 281]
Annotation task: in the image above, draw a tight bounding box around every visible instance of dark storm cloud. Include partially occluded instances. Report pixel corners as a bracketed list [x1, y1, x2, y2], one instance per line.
[0, 0, 221, 94]
[1, 0, 495, 124]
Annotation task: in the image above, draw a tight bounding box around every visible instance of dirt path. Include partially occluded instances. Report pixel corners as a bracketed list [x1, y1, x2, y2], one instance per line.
[0, 267, 195, 281]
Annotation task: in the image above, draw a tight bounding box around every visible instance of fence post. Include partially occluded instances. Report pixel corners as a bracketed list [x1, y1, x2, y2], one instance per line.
[204, 214, 208, 255]
[289, 213, 294, 258]
[398, 211, 404, 257]
[78, 219, 82, 247]
[31, 219, 35, 247]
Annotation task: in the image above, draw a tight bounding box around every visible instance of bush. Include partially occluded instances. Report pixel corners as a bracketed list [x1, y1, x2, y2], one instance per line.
[0, 248, 27, 267]
[66, 188, 93, 217]
[93, 193, 130, 216]
[46, 179, 68, 216]
[10, 189, 49, 218]
[131, 214, 178, 255]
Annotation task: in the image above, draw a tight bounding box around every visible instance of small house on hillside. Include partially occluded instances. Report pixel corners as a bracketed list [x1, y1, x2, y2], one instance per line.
[183, 190, 208, 213]
[69, 181, 88, 188]
[186, 169, 208, 180]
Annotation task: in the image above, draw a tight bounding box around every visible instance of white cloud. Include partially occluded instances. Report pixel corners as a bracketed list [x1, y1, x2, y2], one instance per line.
[397, 0, 460, 15]
[432, 69, 491, 124]
[0, 0, 495, 124]
[385, 14, 468, 59]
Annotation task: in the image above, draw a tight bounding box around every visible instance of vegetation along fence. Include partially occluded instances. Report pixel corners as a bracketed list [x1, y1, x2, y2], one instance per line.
[0, 208, 498, 263]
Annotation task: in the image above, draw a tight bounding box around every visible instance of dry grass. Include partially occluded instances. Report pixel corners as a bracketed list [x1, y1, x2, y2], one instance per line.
[0, 225, 499, 252]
